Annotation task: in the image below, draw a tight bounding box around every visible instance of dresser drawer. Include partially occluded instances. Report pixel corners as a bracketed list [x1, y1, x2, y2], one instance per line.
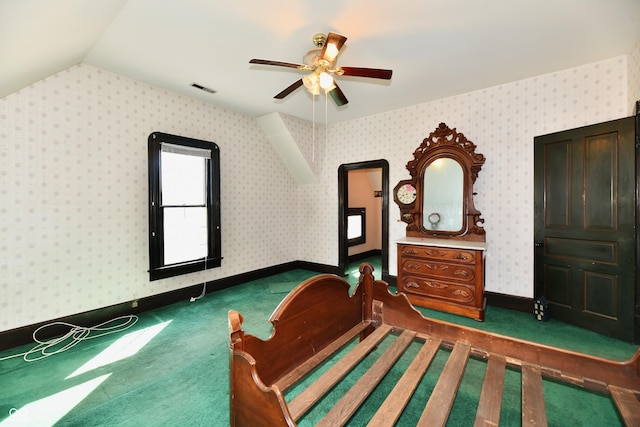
[397, 241, 485, 320]
[399, 244, 477, 263]
[400, 258, 476, 283]
[401, 276, 475, 303]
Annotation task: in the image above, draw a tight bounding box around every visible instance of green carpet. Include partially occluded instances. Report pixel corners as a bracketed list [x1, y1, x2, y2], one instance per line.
[268, 281, 300, 294]
[0, 262, 636, 426]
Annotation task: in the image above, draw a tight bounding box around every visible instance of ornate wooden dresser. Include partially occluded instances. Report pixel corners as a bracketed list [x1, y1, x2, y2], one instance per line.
[393, 123, 487, 320]
[397, 237, 486, 320]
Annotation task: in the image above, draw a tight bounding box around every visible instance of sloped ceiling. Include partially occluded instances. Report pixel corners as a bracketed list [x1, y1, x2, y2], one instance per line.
[2, 0, 639, 123]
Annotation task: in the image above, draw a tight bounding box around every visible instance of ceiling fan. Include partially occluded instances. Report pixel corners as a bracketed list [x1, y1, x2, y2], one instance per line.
[249, 32, 393, 106]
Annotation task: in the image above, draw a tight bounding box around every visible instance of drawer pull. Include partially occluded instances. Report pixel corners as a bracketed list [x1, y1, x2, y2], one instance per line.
[452, 289, 471, 298]
[454, 269, 469, 278]
[404, 248, 419, 255]
[425, 281, 447, 289]
[407, 263, 421, 270]
[406, 282, 420, 289]
[425, 263, 448, 271]
[424, 249, 447, 257]
[455, 252, 471, 261]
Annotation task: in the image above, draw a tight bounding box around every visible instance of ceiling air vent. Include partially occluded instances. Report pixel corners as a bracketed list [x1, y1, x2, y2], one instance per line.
[191, 83, 216, 94]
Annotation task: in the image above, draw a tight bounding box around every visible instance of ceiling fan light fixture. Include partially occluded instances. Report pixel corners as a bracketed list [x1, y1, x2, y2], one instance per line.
[302, 73, 320, 95]
[323, 43, 340, 63]
[319, 72, 334, 90]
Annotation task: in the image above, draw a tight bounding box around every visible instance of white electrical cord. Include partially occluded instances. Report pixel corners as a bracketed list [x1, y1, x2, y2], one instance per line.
[190, 205, 209, 303]
[0, 315, 138, 363]
[189, 280, 207, 302]
[190, 271, 207, 303]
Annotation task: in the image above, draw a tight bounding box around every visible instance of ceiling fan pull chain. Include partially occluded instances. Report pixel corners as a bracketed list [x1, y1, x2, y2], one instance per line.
[325, 90, 329, 172]
[312, 93, 316, 163]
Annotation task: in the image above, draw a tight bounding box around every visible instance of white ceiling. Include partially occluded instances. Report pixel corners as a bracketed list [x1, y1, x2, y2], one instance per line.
[2, 0, 639, 123]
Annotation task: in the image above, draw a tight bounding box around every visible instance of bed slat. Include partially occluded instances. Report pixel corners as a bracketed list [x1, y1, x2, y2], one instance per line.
[316, 329, 416, 427]
[367, 337, 442, 427]
[288, 324, 393, 421]
[473, 354, 506, 427]
[417, 342, 471, 427]
[274, 321, 372, 392]
[609, 385, 640, 427]
[521, 362, 547, 426]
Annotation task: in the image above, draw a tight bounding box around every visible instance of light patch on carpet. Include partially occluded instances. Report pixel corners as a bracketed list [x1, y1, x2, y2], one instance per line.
[268, 282, 299, 294]
[66, 320, 172, 379]
[0, 374, 111, 427]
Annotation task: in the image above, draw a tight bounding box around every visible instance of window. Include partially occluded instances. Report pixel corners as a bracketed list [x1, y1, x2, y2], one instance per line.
[148, 132, 221, 281]
[346, 208, 366, 246]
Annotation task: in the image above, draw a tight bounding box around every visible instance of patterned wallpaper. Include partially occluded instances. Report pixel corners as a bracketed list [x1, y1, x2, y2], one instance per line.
[1, 48, 637, 332]
[0, 64, 298, 332]
[629, 37, 640, 112]
[297, 54, 632, 298]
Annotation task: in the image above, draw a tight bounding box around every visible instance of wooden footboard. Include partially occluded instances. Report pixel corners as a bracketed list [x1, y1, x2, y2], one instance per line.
[229, 263, 640, 426]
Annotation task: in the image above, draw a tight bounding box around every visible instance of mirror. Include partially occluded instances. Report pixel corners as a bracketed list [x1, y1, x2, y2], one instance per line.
[422, 158, 463, 231]
[393, 122, 486, 241]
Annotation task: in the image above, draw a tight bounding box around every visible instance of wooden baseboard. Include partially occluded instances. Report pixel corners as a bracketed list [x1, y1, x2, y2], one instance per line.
[485, 291, 533, 313]
[0, 260, 337, 352]
[293, 260, 341, 275]
[347, 249, 382, 262]
[0, 263, 531, 352]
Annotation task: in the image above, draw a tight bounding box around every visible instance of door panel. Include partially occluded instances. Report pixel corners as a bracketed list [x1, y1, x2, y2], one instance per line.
[544, 141, 571, 228]
[534, 117, 635, 342]
[544, 264, 571, 307]
[584, 271, 617, 319]
[584, 133, 617, 229]
[544, 237, 617, 262]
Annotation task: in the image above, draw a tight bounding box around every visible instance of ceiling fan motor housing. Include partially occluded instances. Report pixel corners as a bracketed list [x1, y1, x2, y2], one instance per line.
[312, 33, 326, 47]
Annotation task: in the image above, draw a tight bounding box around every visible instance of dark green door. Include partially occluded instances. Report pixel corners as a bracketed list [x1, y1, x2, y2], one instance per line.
[534, 117, 636, 342]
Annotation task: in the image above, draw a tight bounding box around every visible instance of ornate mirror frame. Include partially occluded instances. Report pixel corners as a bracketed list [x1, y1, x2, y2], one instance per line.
[394, 122, 486, 241]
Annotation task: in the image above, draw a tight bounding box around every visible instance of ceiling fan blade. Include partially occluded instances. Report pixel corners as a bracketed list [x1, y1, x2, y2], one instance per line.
[274, 79, 304, 99]
[250, 59, 304, 69]
[320, 32, 347, 63]
[328, 83, 348, 106]
[340, 66, 393, 80]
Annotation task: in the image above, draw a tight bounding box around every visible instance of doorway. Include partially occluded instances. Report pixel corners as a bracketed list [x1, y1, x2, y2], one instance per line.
[338, 160, 389, 281]
[533, 116, 637, 342]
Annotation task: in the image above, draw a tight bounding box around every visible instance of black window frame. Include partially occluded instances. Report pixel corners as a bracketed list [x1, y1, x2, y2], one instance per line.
[346, 207, 366, 247]
[148, 132, 222, 281]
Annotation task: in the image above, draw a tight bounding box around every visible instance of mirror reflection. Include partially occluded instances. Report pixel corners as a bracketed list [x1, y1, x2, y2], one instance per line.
[422, 158, 463, 231]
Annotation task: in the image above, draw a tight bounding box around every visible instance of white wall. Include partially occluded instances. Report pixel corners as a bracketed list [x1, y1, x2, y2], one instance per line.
[0, 64, 299, 332]
[629, 37, 640, 112]
[1, 51, 637, 333]
[297, 55, 631, 298]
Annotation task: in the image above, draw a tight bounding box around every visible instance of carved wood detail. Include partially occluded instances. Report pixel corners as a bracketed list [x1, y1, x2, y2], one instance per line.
[395, 123, 487, 320]
[394, 122, 486, 241]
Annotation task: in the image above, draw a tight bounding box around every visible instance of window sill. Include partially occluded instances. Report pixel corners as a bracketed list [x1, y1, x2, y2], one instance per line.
[149, 257, 222, 281]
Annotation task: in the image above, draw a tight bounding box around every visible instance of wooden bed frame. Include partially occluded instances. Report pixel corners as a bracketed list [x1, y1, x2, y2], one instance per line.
[228, 263, 640, 426]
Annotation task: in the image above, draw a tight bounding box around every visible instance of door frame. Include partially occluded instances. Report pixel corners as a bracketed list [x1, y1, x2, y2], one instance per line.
[635, 100, 640, 344]
[338, 159, 389, 281]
